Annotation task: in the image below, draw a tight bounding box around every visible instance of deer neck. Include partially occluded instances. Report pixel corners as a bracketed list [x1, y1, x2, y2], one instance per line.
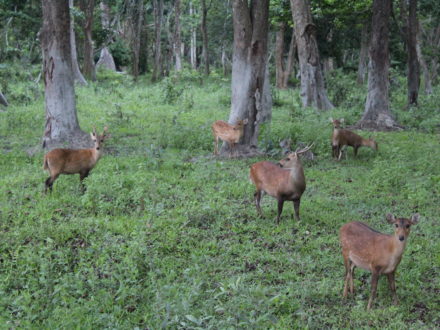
[91, 147, 102, 162]
[390, 234, 408, 257]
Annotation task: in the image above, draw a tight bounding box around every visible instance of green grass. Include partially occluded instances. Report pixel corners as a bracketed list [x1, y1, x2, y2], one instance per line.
[0, 72, 439, 328]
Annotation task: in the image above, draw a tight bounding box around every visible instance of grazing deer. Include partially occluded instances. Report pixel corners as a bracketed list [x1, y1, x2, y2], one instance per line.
[211, 119, 248, 156]
[43, 127, 109, 193]
[339, 213, 420, 310]
[249, 143, 313, 223]
[330, 118, 377, 160]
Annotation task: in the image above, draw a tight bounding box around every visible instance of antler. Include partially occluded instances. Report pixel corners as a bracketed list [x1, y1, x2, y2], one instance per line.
[295, 142, 314, 154]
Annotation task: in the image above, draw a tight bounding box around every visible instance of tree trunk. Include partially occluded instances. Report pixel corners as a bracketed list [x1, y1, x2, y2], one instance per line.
[79, 0, 96, 81]
[275, 22, 286, 89]
[131, 0, 144, 80]
[282, 27, 296, 88]
[358, 0, 397, 129]
[222, 0, 270, 156]
[69, 0, 87, 85]
[0, 91, 7, 107]
[416, 22, 432, 95]
[152, 0, 163, 82]
[96, 1, 116, 71]
[190, 2, 197, 70]
[357, 23, 369, 85]
[407, 0, 420, 106]
[174, 0, 182, 71]
[200, 0, 209, 75]
[41, 0, 89, 150]
[290, 0, 333, 110]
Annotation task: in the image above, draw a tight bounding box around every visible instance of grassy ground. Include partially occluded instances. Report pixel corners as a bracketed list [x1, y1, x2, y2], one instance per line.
[0, 71, 439, 328]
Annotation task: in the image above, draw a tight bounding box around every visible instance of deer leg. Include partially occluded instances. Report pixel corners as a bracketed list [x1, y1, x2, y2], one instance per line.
[214, 137, 219, 155]
[342, 254, 350, 298]
[367, 272, 380, 310]
[44, 174, 59, 193]
[293, 198, 301, 221]
[354, 146, 359, 157]
[254, 190, 263, 217]
[387, 271, 398, 305]
[349, 262, 355, 294]
[332, 145, 337, 158]
[276, 199, 284, 224]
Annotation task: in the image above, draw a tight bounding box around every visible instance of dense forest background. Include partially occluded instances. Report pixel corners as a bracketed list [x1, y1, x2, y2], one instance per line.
[0, 0, 439, 328]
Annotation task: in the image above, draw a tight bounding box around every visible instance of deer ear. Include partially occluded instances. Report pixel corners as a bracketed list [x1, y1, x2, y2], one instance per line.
[386, 213, 395, 224]
[410, 213, 420, 224]
[340, 118, 345, 123]
[329, 117, 333, 122]
[90, 132, 96, 138]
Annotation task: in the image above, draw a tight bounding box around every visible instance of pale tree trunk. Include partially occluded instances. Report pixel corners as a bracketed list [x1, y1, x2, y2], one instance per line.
[357, 23, 369, 85]
[290, 0, 333, 110]
[69, 0, 87, 85]
[222, 0, 271, 156]
[96, 4, 116, 71]
[79, 0, 96, 81]
[174, 0, 182, 71]
[96, 1, 116, 71]
[190, 2, 197, 69]
[416, 22, 432, 95]
[152, 0, 163, 82]
[0, 91, 7, 106]
[407, 0, 419, 106]
[200, 0, 209, 75]
[41, 0, 90, 150]
[358, 0, 397, 129]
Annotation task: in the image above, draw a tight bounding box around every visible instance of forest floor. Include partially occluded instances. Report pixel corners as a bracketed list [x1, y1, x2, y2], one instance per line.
[0, 70, 439, 328]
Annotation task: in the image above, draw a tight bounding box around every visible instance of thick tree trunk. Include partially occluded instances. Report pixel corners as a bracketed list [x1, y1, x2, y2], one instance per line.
[69, 0, 87, 85]
[407, 0, 420, 106]
[152, 0, 163, 82]
[222, 0, 270, 156]
[357, 23, 369, 85]
[174, 0, 182, 71]
[290, 0, 333, 110]
[0, 91, 7, 107]
[200, 0, 209, 75]
[41, 0, 89, 150]
[79, 0, 96, 81]
[282, 27, 296, 88]
[358, 0, 397, 129]
[190, 2, 197, 70]
[275, 22, 286, 89]
[96, 1, 116, 71]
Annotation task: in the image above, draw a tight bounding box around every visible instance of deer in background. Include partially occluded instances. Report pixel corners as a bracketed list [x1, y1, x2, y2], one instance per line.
[330, 118, 378, 160]
[211, 119, 248, 157]
[339, 213, 420, 310]
[43, 127, 109, 193]
[249, 143, 313, 223]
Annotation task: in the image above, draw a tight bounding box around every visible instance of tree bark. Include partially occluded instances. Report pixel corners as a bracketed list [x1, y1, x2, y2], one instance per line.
[222, 0, 270, 156]
[407, 0, 420, 106]
[131, 0, 144, 80]
[416, 22, 432, 95]
[290, 0, 333, 110]
[200, 0, 209, 75]
[358, 0, 397, 129]
[283, 27, 296, 88]
[357, 23, 369, 85]
[152, 0, 163, 82]
[41, 0, 89, 150]
[79, 0, 96, 81]
[190, 2, 197, 70]
[174, 0, 182, 71]
[275, 22, 286, 89]
[69, 0, 88, 85]
[96, 1, 116, 71]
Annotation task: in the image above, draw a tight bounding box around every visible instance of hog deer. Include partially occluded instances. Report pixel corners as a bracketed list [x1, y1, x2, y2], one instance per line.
[330, 118, 377, 160]
[340, 213, 420, 310]
[212, 119, 248, 156]
[43, 127, 109, 193]
[249, 143, 313, 223]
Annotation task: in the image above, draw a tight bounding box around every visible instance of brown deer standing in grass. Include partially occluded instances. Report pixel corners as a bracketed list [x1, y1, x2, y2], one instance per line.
[339, 213, 420, 310]
[249, 143, 313, 223]
[330, 118, 378, 160]
[211, 119, 248, 157]
[43, 127, 109, 193]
